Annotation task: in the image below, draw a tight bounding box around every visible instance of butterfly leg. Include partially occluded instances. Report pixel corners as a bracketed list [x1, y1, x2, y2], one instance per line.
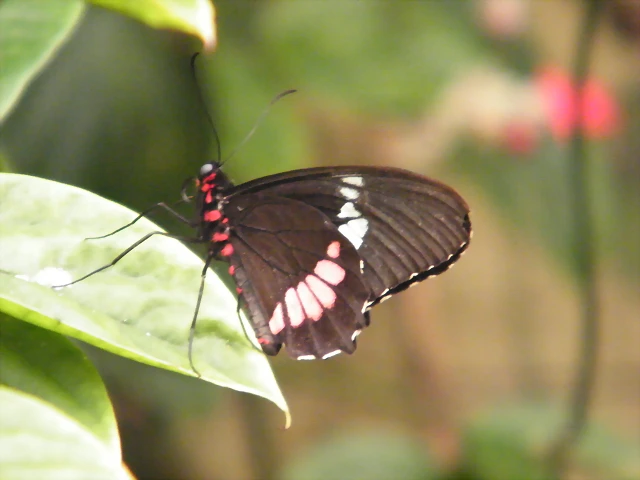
[180, 176, 197, 202]
[187, 253, 215, 377]
[53, 232, 202, 288]
[86, 201, 196, 240]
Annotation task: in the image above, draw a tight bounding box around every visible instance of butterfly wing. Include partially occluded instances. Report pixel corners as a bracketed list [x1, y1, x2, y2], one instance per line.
[229, 166, 471, 308]
[225, 193, 370, 359]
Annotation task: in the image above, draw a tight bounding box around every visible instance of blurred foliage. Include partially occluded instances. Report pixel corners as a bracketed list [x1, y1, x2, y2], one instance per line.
[453, 137, 640, 281]
[1, 1, 638, 479]
[462, 404, 640, 480]
[256, 1, 489, 114]
[0, 0, 85, 120]
[279, 427, 438, 480]
[0, 315, 129, 479]
[0, 316, 119, 450]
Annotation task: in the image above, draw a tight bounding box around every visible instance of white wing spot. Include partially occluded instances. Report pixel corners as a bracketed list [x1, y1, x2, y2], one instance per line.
[297, 354, 316, 361]
[339, 186, 359, 200]
[337, 202, 361, 219]
[322, 350, 342, 359]
[339, 218, 369, 250]
[351, 329, 361, 341]
[339, 224, 361, 249]
[342, 176, 364, 186]
[377, 294, 393, 304]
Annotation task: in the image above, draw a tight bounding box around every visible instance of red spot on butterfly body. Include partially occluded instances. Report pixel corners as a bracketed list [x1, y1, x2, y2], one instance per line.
[236, 287, 243, 294]
[205, 191, 213, 204]
[204, 210, 221, 222]
[258, 338, 270, 345]
[220, 244, 234, 256]
[228, 265, 236, 275]
[212, 232, 230, 242]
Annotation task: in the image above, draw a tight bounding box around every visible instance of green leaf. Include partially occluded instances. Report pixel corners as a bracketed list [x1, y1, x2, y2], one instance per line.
[0, 173, 288, 422]
[280, 428, 438, 480]
[0, 386, 131, 480]
[0, 0, 85, 123]
[0, 315, 120, 454]
[89, 0, 216, 49]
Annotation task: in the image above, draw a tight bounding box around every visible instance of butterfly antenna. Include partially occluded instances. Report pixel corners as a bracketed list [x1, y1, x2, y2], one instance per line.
[191, 52, 222, 164]
[221, 89, 297, 165]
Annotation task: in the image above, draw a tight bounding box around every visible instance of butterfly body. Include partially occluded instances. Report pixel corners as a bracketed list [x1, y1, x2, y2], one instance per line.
[194, 163, 471, 361]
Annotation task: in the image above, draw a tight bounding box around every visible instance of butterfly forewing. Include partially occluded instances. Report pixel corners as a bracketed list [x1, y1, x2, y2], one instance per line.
[225, 193, 370, 359]
[228, 167, 471, 307]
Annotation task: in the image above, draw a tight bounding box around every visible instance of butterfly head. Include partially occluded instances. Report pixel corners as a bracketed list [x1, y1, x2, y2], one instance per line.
[197, 162, 232, 192]
[198, 161, 221, 180]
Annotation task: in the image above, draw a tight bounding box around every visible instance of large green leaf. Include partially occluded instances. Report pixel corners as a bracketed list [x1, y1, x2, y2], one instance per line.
[0, 386, 131, 480]
[0, 173, 288, 421]
[0, 0, 85, 123]
[89, 0, 216, 49]
[0, 315, 120, 455]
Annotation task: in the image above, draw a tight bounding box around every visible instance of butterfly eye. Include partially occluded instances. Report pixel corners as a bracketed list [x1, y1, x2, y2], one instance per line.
[199, 163, 214, 177]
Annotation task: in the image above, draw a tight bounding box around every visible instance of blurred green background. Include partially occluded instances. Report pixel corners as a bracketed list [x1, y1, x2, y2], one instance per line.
[1, 1, 639, 479]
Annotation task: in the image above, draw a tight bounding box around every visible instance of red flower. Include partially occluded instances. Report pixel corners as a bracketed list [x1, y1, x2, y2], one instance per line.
[535, 66, 622, 141]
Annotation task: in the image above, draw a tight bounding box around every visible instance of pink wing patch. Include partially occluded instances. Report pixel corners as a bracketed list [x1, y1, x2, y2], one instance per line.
[269, 303, 285, 335]
[266, 242, 348, 335]
[285, 288, 305, 327]
[326, 241, 341, 259]
[296, 281, 323, 321]
[305, 274, 337, 309]
[314, 260, 345, 286]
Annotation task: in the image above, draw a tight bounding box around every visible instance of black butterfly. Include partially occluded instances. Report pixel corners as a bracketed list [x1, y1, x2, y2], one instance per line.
[60, 162, 470, 371]
[194, 163, 471, 361]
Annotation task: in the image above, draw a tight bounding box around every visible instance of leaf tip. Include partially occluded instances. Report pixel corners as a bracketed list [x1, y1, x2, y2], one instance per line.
[198, 1, 217, 51]
[283, 410, 292, 430]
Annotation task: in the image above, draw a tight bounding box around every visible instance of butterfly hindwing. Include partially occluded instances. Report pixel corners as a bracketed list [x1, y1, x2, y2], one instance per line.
[225, 193, 370, 359]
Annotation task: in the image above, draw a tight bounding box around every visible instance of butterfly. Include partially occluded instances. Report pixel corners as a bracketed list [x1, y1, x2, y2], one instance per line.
[193, 163, 471, 362]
